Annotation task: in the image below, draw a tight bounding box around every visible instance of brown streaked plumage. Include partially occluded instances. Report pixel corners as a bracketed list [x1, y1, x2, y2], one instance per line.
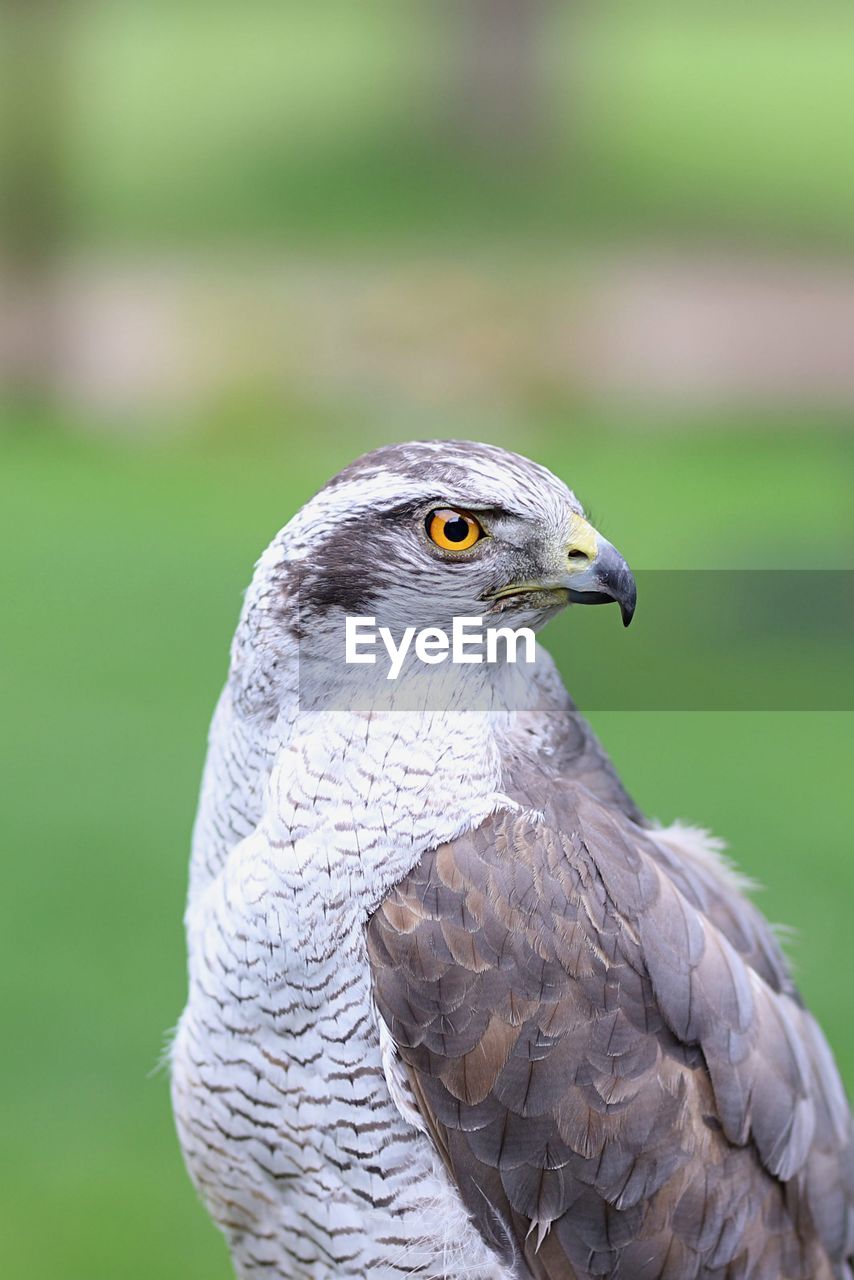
[368, 775, 854, 1279]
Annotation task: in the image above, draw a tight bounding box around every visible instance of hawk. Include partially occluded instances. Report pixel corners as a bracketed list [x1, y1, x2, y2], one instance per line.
[172, 440, 853, 1279]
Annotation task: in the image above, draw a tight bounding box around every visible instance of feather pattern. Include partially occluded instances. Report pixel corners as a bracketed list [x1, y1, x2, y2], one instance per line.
[368, 782, 854, 1279]
[171, 440, 854, 1280]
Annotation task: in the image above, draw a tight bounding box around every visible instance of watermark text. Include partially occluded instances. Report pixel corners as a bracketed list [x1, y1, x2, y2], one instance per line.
[345, 615, 536, 680]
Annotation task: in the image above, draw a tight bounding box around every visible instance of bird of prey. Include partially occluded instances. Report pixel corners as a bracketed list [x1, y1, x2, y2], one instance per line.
[172, 440, 853, 1280]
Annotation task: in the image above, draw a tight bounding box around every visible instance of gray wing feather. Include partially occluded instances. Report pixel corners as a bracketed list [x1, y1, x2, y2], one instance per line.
[368, 783, 853, 1280]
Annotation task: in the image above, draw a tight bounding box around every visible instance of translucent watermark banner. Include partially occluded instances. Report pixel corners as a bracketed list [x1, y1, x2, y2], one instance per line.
[294, 571, 853, 713]
[542, 569, 853, 712]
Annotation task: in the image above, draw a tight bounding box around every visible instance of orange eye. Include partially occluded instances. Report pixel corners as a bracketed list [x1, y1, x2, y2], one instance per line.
[426, 509, 483, 551]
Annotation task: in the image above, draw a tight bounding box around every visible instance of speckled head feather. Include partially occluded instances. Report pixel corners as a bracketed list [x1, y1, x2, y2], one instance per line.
[292, 440, 584, 627]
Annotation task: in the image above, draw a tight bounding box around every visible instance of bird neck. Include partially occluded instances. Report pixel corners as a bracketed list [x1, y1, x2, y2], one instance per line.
[263, 703, 511, 922]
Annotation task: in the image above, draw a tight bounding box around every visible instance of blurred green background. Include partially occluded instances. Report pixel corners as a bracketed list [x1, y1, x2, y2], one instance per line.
[1, 3, 852, 1278]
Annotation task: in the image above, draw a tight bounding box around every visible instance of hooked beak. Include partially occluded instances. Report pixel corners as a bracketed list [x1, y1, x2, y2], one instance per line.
[486, 516, 637, 627]
[562, 523, 637, 628]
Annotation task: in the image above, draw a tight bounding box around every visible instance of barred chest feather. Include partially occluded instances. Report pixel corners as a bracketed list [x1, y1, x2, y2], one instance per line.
[172, 704, 522, 1280]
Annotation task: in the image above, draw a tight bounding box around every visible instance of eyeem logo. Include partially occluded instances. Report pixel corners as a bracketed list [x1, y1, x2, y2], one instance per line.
[345, 616, 536, 680]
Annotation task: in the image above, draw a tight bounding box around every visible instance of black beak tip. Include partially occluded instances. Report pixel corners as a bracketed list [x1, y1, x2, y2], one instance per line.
[620, 577, 637, 627]
[620, 582, 637, 627]
[567, 564, 636, 628]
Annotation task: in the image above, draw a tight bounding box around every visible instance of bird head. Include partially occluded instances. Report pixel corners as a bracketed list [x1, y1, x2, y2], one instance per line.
[289, 440, 636, 637]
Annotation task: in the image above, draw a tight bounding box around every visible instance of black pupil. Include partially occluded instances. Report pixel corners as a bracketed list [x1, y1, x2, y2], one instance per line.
[443, 516, 471, 543]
